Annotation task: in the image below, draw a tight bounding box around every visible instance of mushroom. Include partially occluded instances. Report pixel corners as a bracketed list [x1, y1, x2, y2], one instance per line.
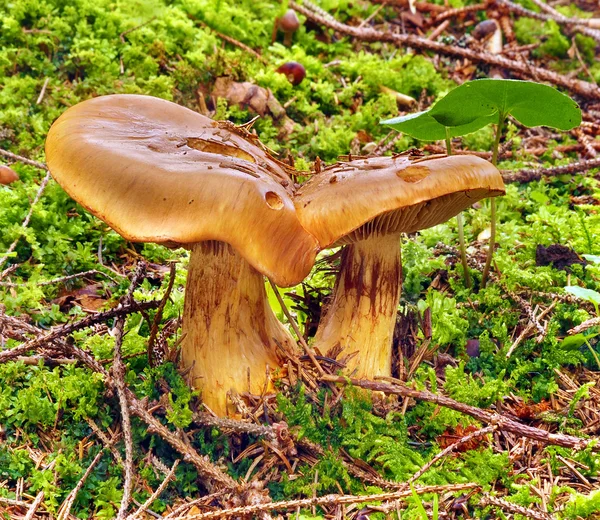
[276, 10, 300, 46]
[295, 154, 505, 378]
[276, 62, 306, 86]
[0, 165, 19, 185]
[45, 94, 319, 415]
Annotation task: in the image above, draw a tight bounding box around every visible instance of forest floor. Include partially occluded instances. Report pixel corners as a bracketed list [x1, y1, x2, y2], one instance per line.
[1, 0, 600, 518]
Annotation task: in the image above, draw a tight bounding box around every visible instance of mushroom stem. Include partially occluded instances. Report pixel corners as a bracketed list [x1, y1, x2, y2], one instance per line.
[314, 234, 402, 377]
[181, 241, 295, 416]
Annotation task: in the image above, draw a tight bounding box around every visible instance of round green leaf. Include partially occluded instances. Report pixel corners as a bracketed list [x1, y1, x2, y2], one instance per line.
[429, 79, 582, 130]
[564, 285, 600, 307]
[380, 110, 495, 141]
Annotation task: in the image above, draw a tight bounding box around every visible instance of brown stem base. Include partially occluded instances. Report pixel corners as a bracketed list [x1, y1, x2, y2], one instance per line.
[314, 235, 402, 377]
[181, 241, 295, 416]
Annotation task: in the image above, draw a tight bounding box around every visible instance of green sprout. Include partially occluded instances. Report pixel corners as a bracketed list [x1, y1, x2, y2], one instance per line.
[383, 79, 581, 288]
[381, 110, 495, 288]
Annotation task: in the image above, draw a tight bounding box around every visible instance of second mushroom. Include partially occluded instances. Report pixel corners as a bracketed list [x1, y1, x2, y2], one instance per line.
[295, 153, 505, 378]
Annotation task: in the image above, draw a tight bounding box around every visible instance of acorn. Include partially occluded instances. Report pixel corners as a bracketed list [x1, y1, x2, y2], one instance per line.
[276, 61, 306, 86]
[0, 165, 19, 185]
[277, 10, 300, 46]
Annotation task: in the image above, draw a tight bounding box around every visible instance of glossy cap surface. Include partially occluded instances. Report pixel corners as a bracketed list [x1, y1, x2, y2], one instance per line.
[46, 94, 318, 286]
[295, 154, 505, 247]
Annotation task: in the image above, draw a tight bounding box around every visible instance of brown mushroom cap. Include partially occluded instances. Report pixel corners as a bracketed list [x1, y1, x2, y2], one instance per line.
[295, 154, 505, 247]
[46, 94, 318, 286]
[278, 9, 300, 32]
[0, 165, 19, 185]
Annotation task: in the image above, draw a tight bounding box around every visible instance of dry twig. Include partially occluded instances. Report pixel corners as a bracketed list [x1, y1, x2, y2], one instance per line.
[173, 483, 478, 519]
[321, 375, 597, 451]
[113, 262, 147, 520]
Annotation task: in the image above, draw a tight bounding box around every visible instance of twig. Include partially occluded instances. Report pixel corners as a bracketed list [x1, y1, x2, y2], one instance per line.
[0, 268, 121, 287]
[163, 492, 229, 519]
[0, 171, 52, 270]
[0, 299, 161, 364]
[290, 1, 600, 100]
[36, 78, 50, 105]
[23, 491, 44, 520]
[57, 449, 106, 520]
[0, 148, 48, 170]
[506, 301, 557, 358]
[433, 3, 486, 23]
[268, 278, 325, 377]
[189, 17, 267, 64]
[119, 17, 157, 43]
[114, 262, 147, 520]
[409, 425, 497, 483]
[125, 392, 237, 491]
[86, 417, 124, 465]
[495, 0, 600, 42]
[568, 317, 600, 335]
[321, 375, 598, 451]
[193, 413, 277, 441]
[174, 483, 478, 519]
[502, 157, 600, 183]
[128, 460, 179, 520]
[358, 2, 387, 28]
[479, 492, 554, 520]
[147, 263, 176, 366]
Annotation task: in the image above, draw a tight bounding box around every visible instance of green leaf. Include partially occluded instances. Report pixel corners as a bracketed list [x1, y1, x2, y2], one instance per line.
[380, 109, 495, 141]
[582, 254, 600, 264]
[561, 333, 599, 350]
[429, 79, 581, 130]
[564, 286, 600, 306]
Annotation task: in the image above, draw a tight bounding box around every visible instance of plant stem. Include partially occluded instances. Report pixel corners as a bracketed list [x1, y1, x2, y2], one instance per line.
[446, 127, 472, 288]
[481, 113, 505, 288]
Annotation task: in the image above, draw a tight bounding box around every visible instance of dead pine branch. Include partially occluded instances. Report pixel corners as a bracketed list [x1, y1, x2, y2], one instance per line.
[321, 375, 598, 451]
[175, 483, 479, 519]
[568, 317, 600, 335]
[128, 460, 179, 520]
[479, 492, 555, 520]
[502, 157, 600, 183]
[290, 1, 600, 100]
[0, 299, 161, 364]
[408, 425, 497, 483]
[23, 491, 45, 520]
[57, 449, 106, 520]
[113, 262, 148, 520]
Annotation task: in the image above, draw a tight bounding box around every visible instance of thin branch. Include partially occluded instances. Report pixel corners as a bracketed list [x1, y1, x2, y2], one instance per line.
[128, 460, 179, 520]
[57, 449, 106, 520]
[506, 301, 557, 358]
[409, 426, 496, 483]
[568, 317, 600, 335]
[479, 492, 554, 520]
[23, 491, 45, 520]
[174, 483, 478, 519]
[321, 375, 598, 451]
[0, 148, 48, 170]
[114, 262, 147, 520]
[496, 0, 600, 42]
[0, 268, 121, 287]
[502, 157, 600, 183]
[0, 299, 161, 364]
[0, 171, 52, 270]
